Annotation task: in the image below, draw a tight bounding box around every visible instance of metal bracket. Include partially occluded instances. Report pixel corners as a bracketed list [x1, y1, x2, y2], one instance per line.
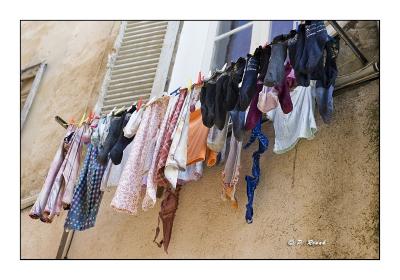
[328, 20, 369, 66]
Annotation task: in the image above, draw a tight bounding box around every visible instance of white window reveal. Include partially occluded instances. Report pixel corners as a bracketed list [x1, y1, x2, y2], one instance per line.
[95, 21, 180, 114]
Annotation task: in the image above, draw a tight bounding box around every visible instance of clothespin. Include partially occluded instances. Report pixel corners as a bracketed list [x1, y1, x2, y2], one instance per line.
[196, 72, 201, 84]
[187, 80, 192, 93]
[87, 111, 95, 123]
[68, 117, 76, 126]
[137, 98, 143, 110]
[78, 110, 87, 127]
[221, 63, 227, 72]
[169, 87, 180, 96]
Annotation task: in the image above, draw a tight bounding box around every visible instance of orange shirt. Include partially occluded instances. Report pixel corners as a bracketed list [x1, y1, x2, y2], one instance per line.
[186, 109, 209, 166]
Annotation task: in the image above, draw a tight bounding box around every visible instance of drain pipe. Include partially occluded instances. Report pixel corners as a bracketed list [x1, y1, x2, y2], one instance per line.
[335, 60, 379, 93]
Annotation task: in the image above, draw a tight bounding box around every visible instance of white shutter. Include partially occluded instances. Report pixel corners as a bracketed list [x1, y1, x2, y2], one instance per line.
[99, 21, 179, 114]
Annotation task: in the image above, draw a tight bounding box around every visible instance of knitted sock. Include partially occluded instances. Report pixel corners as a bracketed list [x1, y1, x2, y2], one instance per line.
[315, 85, 334, 124]
[315, 37, 339, 124]
[230, 105, 246, 142]
[225, 57, 246, 111]
[109, 135, 133, 165]
[97, 112, 126, 165]
[244, 81, 263, 130]
[291, 23, 306, 73]
[238, 47, 262, 111]
[214, 72, 229, 130]
[287, 29, 298, 67]
[258, 45, 271, 82]
[275, 63, 296, 114]
[203, 81, 217, 128]
[300, 21, 329, 73]
[264, 40, 287, 87]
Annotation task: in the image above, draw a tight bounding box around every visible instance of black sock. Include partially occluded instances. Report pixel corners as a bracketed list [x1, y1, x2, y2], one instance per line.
[110, 135, 133, 165]
[258, 45, 271, 82]
[97, 112, 126, 165]
[238, 47, 261, 111]
[300, 21, 329, 73]
[225, 57, 246, 111]
[214, 72, 229, 130]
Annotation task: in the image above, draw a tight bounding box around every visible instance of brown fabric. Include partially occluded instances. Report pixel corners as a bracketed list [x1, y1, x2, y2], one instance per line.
[153, 186, 181, 253]
[206, 148, 218, 167]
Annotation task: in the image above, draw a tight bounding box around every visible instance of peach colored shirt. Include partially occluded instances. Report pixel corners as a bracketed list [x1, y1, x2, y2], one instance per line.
[186, 109, 209, 166]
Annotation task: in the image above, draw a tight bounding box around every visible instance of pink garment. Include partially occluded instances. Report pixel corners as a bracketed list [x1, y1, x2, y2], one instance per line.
[111, 97, 169, 215]
[142, 95, 179, 211]
[154, 90, 187, 186]
[42, 124, 87, 222]
[257, 86, 279, 113]
[29, 125, 75, 220]
[221, 135, 242, 208]
[245, 81, 263, 131]
[61, 124, 86, 207]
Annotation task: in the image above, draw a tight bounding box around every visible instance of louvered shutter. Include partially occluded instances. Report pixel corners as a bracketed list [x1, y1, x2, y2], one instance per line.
[100, 21, 179, 114]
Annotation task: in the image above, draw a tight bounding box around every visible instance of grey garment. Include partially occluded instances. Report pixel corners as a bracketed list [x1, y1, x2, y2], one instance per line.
[230, 107, 246, 142]
[264, 42, 288, 87]
[91, 115, 111, 147]
[223, 136, 242, 184]
[207, 115, 230, 152]
[221, 135, 243, 206]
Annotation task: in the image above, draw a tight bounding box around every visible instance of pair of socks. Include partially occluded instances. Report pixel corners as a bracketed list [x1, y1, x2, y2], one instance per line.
[288, 24, 310, 87]
[238, 46, 262, 111]
[315, 37, 339, 124]
[264, 37, 288, 87]
[109, 113, 134, 165]
[230, 105, 246, 142]
[214, 71, 230, 130]
[258, 45, 272, 82]
[225, 57, 246, 111]
[200, 79, 217, 128]
[97, 111, 126, 165]
[296, 21, 329, 75]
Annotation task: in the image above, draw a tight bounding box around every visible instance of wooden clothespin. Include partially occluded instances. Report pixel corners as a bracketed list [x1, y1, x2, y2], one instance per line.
[187, 80, 192, 93]
[137, 98, 143, 110]
[196, 71, 203, 86]
[78, 110, 87, 127]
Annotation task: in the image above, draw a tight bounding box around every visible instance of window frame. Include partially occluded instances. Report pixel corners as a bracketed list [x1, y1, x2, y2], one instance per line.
[201, 21, 272, 73]
[20, 62, 47, 129]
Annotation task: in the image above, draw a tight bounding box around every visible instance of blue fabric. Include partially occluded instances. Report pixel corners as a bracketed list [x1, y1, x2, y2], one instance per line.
[64, 144, 105, 231]
[243, 120, 269, 224]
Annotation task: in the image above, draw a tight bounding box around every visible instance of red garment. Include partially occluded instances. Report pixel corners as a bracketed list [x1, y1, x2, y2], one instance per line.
[154, 90, 188, 186]
[275, 63, 296, 114]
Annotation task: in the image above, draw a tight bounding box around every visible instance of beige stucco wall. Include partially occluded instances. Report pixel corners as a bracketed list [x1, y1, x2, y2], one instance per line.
[21, 21, 379, 259]
[21, 21, 120, 199]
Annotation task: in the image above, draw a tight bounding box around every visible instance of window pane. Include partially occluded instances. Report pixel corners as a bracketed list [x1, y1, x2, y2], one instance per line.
[269, 21, 294, 40]
[212, 24, 252, 70]
[217, 20, 251, 35]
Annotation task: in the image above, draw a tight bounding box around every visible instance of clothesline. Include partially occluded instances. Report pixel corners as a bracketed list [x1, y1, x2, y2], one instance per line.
[31, 20, 342, 256]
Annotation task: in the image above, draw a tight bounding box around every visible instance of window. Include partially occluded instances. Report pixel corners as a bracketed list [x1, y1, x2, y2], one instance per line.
[20, 62, 47, 128]
[269, 21, 297, 40]
[95, 21, 181, 114]
[206, 21, 277, 73]
[211, 21, 253, 70]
